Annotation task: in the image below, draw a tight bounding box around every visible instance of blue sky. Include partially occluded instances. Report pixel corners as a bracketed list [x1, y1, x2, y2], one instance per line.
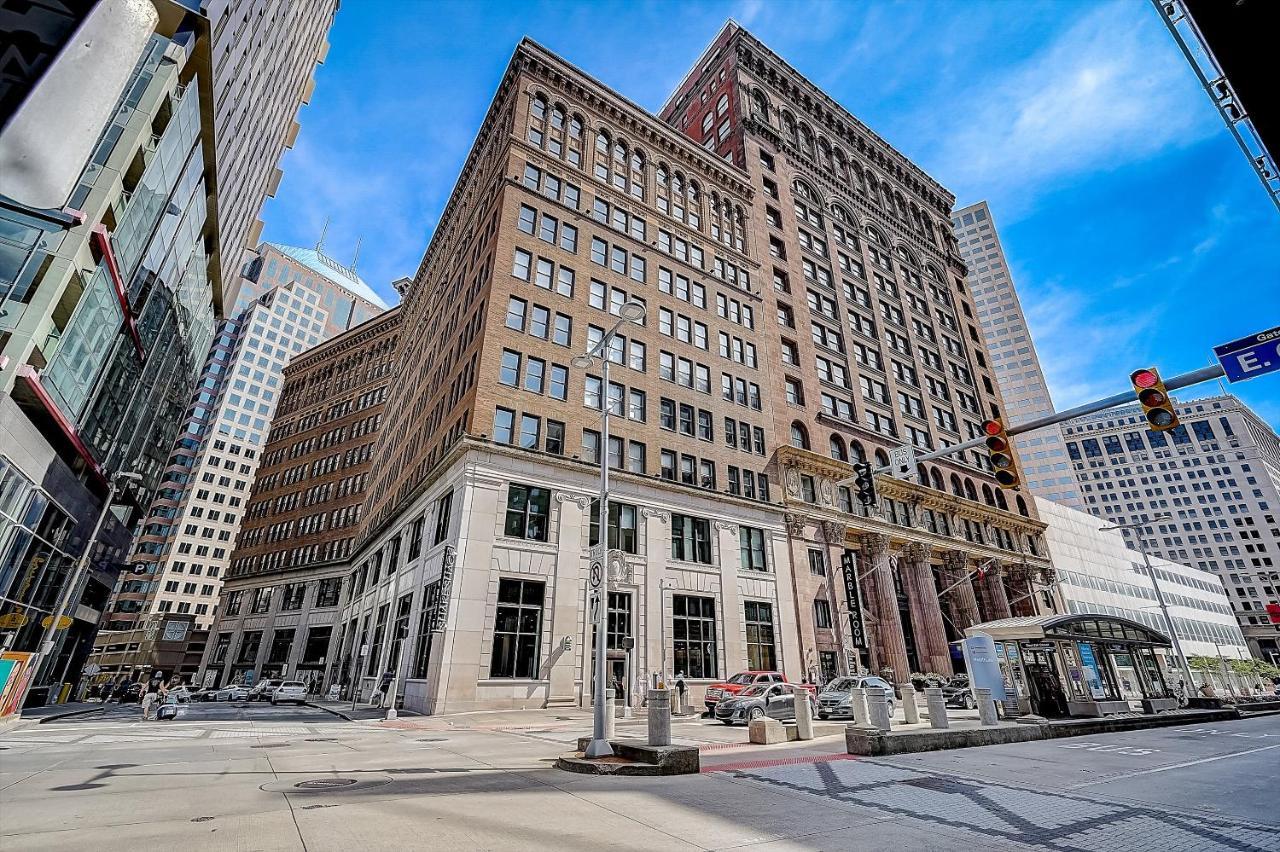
[260, 0, 1279, 425]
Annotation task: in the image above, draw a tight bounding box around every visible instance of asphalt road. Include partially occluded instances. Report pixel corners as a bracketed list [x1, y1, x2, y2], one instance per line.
[1, 703, 1276, 851]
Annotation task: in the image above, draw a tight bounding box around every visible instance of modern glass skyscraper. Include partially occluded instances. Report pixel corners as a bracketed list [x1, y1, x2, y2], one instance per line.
[98, 243, 387, 643]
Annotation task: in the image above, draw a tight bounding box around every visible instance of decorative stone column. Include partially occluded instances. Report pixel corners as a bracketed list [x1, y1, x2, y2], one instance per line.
[942, 549, 981, 633]
[821, 519, 852, 673]
[977, 560, 1012, 622]
[900, 542, 952, 676]
[862, 533, 910, 685]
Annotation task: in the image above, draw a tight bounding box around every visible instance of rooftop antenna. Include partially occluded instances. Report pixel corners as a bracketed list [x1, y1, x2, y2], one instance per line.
[351, 235, 363, 272]
[315, 215, 330, 253]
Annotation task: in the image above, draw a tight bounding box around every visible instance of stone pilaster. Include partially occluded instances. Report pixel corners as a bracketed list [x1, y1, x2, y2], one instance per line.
[901, 541, 952, 677]
[862, 532, 909, 683]
[942, 549, 982, 633]
[977, 560, 1012, 622]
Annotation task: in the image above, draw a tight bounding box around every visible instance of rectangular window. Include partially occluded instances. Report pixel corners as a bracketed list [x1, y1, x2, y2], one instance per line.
[739, 527, 767, 572]
[546, 420, 565, 455]
[813, 599, 832, 629]
[489, 579, 544, 679]
[433, 490, 453, 545]
[589, 501, 639, 554]
[504, 484, 550, 541]
[671, 513, 712, 564]
[673, 595, 718, 679]
[808, 548, 826, 576]
[494, 407, 515, 444]
[744, 601, 776, 671]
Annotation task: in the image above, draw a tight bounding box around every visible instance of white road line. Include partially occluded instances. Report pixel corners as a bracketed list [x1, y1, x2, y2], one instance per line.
[1068, 743, 1280, 788]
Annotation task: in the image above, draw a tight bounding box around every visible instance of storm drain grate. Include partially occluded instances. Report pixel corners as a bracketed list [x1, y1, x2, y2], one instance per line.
[304, 738, 338, 742]
[417, 737, 448, 743]
[295, 778, 357, 790]
[900, 775, 979, 794]
[190, 816, 215, 823]
[250, 743, 291, 749]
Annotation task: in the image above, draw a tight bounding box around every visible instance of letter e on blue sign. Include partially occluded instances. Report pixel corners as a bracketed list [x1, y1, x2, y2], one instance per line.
[1214, 326, 1280, 383]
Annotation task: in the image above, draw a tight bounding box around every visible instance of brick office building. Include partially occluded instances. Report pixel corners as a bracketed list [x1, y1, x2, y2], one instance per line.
[321, 25, 1053, 716]
[197, 306, 399, 688]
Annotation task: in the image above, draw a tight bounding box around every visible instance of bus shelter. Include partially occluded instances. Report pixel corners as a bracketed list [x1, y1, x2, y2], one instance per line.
[966, 614, 1176, 717]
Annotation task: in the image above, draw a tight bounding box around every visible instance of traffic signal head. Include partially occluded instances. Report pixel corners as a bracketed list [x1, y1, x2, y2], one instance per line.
[982, 419, 1021, 490]
[1131, 367, 1179, 431]
[1266, 602, 1280, 625]
[853, 461, 877, 506]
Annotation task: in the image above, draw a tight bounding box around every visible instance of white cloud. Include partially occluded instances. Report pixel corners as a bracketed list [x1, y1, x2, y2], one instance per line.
[922, 2, 1219, 214]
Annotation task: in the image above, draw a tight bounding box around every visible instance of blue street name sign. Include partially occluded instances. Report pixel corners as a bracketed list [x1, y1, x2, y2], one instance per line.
[1214, 326, 1280, 383]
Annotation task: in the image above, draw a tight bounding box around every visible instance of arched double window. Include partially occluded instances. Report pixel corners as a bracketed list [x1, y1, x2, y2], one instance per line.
[830, 434, 848, 462]
[790, 421, 810, 450]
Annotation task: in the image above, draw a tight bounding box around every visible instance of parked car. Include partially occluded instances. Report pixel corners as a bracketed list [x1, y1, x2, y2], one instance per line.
[815, 676, 897, 719]
[942, 675, 975, 709]
[216, 684, 250, 702]
[119, 683, 145, 704]
[714, 683, 816, 725]
[166, 686, 194, 704]
[703, 671, 815, 713]
[271, 681, 308, 705]
[248, 679, 282, 702]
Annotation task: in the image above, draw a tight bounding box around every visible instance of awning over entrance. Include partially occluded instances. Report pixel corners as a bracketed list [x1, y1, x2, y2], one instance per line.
[965, 614, 1171, 647]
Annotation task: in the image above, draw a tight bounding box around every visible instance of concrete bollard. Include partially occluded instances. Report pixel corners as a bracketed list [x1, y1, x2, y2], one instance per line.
[867, 686, 891, 731]
[791, 686, 814, 741]
[976, 687, 998, 727]
[604, 688, 616, 739]
[647, 689, 671, 746]
[924, 687, 949, 729]
[850, 687, 870, 727]
[900, 683, 920, 725]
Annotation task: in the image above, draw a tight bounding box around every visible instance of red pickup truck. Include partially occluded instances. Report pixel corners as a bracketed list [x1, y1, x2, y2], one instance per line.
[702, 671, 816, 713]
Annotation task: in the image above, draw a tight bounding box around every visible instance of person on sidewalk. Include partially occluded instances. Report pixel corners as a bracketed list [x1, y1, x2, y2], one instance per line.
[140, 684, 159, 721]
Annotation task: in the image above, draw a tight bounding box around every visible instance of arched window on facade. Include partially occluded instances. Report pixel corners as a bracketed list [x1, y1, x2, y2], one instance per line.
[790, 421, 810, 450]
[830, 435, 848, 462]
[874, 448, 889, 468]
[1016, 495, 1029, 517]
[950, 474, 964, 497]
[963, 479, 978, 502]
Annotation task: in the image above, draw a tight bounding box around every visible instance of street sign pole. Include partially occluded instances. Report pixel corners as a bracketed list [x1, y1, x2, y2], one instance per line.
[1213, 325, 1280, 383]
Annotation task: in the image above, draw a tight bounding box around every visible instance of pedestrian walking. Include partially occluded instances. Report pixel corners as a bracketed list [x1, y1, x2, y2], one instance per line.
[140, 686, 158, 721]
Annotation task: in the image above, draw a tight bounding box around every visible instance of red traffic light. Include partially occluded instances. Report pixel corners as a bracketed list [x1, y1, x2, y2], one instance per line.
[1131, 369, 1159, 389]
[1266, 603, 1280, 625]
[982, 420, 1003, 437]
[980, 419, 1020, 490]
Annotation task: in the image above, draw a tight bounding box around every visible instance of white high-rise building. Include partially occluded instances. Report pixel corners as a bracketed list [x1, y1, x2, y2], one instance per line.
[103, 244, 389, 632]
[953, 202, 1080, 507]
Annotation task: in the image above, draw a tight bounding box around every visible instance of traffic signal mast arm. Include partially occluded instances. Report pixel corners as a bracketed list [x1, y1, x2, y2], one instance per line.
[838, 362, 1228, 484]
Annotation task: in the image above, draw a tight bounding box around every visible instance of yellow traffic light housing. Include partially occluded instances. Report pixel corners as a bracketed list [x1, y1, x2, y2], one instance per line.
[1130, 367, 1179, 431]
[982, 419, 1022, 490]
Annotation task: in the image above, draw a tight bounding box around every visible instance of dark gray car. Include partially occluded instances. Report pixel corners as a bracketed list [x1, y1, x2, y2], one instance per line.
[714, 683, 813, 725]
[815, 676, 896, 719]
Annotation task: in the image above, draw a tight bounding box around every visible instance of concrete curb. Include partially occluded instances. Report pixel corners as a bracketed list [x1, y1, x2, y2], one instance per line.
[845, 708, 1244, 756]
[305, 702, 355, 721]
[34, 706, 105, 725]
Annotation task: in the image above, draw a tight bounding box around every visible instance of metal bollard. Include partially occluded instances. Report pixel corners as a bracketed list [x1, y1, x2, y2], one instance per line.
[867, 686, 891, 731]
[924, 687, 949, 729]
[604, 688, 616, 740]
[976, 687, 998, 727]
[850, 687, 870, 727]
[791, 686, 814, 740]
[647, 689, 671, 746]
[900, 683, 920, 724]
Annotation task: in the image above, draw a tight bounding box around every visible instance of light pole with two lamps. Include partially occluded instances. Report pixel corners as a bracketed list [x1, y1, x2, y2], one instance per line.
[572, 300, 645, 759]
[1099, 513, 1196, 693]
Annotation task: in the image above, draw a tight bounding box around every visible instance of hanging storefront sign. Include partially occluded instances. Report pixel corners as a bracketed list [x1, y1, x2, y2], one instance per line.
[840, 550, 866, 649]
[430, 545, 456, 632]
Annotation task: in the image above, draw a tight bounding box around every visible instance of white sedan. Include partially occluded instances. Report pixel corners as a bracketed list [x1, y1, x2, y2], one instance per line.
[215, 685, 250, 701]
[271, 681, 308, 705]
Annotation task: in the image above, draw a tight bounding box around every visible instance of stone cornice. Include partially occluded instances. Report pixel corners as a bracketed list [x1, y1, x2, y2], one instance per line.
[286, 307, 401, 374]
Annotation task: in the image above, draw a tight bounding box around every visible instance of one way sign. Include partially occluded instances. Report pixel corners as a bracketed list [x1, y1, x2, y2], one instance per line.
[1215, 325, 1280, 384]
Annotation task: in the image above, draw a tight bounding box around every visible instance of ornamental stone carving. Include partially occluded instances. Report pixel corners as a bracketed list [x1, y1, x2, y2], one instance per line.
[784, 513, 808, 537]
[861, 532, 891, 561]
[713, 520, 740, 535]
[820, 520, 845, 545]
[640, 507, 670, 522]
[943, 549, 968, 572]
[819, 477, 835, 506]
[554, 492, 591, 510]
[902, 541, 933, 565]
[785, 467, 801, 497]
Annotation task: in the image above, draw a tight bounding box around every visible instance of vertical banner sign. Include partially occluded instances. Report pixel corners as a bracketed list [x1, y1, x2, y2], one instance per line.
[431, 545, 456, 632]
[840, 550, 866, 649]
[962, 635, 1007, 702]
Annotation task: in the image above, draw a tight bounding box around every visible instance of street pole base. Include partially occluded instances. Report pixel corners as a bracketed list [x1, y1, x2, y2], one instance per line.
[385, 708, 398, 721]
[583, 737, 613, 758]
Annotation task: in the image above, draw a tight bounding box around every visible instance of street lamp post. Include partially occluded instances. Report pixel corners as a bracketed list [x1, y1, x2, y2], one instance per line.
[1101, 514, 1196, 693]
[20, 470, 140, 710]
[572, 300, 645, 759]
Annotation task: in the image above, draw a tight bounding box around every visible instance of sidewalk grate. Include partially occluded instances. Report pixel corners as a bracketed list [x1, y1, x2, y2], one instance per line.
[295, 778, 357, 790]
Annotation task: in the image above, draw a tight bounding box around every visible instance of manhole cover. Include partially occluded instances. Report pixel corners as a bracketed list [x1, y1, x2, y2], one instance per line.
[260, 775, 393, 794]
[190, 816, 214, 823]
[296, 778, 357, 790]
